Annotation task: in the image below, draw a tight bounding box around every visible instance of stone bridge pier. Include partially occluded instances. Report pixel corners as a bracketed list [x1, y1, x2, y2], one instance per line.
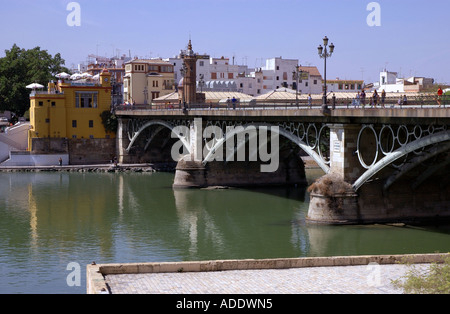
[308, 122, 450, 225]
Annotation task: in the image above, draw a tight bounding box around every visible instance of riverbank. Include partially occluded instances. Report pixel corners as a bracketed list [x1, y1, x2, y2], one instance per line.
[0, 157, 322, 173]
[89, 253, 450, 294]
[0, 163, 168, 173]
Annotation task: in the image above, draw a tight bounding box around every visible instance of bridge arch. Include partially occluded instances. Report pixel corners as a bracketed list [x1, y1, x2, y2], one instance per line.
[352, 130, 450, 191]
[202, 122, 331, 174]
[126, 120, 191, 154]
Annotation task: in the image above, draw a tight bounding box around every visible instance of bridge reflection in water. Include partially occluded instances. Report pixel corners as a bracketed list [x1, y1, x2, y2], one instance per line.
[2, 170, 450, 293]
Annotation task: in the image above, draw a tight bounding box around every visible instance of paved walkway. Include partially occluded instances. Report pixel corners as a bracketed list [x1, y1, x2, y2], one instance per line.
[104, 263, 428, 294]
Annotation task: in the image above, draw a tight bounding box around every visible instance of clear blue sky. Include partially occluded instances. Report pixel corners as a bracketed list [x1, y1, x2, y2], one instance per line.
[1, 0, 449, 84]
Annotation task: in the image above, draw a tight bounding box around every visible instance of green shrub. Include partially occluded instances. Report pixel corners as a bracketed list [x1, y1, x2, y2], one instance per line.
[392, 256, 450, 294]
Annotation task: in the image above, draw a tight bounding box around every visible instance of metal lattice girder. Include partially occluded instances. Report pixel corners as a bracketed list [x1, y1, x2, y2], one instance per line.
[202, 121, 331, 174]
[126, 119, 191, 154]
[353, 130, 450, 191]
[383, 142, 450, 191]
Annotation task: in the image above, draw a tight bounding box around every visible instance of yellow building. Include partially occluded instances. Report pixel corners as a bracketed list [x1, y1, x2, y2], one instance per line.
[28, 69, 115, 151]
[123, 59, 175, 105]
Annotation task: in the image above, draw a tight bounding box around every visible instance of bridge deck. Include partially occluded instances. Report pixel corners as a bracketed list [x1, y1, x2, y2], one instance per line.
[116, 106, 449, 124]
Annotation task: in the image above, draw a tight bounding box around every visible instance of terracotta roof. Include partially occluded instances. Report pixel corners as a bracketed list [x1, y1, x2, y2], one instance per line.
[298, 66, 322, 77]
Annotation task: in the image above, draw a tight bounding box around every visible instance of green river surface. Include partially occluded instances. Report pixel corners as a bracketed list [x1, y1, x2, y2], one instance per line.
[1, 169, 450, 294]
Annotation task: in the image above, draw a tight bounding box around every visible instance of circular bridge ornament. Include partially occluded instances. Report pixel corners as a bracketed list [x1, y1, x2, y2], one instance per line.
[306, 124, 318, 149]
[357, 125, 379, 169]
[379, 125, 395, 155]
[318, 124, 331, 165]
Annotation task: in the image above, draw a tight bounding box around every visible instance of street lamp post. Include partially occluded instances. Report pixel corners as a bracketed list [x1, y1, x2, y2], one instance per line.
[317, 36, 335, 113]
[143, 86, 148, 105]
[199, 74, 205, 93]
[292, 65, 303, 108]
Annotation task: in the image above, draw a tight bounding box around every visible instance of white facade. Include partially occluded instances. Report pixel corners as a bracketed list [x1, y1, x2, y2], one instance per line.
[166, 54, 324, 96]
[235, 69, 265, 96]
[375, 71, 434, 93]
[262, 58, 323, 95]
[325, 80, 365, 94]
[376, 71, 404, 93]
[0, 122, 30, 163]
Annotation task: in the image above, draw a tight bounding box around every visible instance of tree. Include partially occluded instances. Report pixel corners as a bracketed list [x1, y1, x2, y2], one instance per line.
[100, 110, 118, 134]
[0, 44, 69, 117]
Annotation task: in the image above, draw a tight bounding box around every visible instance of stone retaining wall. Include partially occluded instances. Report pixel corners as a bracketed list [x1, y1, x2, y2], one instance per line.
[87, 253, 449, 294]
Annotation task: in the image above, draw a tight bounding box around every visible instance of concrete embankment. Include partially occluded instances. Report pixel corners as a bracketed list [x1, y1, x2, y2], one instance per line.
[0, 156, 319, 173]
[0, 163, 174, 173]
[88, 253, 450, 294]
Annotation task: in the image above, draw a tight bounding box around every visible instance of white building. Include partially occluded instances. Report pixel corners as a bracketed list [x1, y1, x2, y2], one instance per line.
[261, 58, 323, 95]
[166, 54, 250, 93]
[235, 68, 265, 96]
[325, 79, 365, 94]
[375, 70, 434, 93]
[166, 49, 324, 96]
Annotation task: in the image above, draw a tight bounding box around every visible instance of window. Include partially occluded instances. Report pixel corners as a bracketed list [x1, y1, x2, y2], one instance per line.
[89, 120, 93, 128]
[199, 61, 204, 66]
[45, 119, 50, 123]
[39, 101, 43, 107]
[228, 73, 233, 79]
[51, 102, 56, 107]
[339, 84, 343, 90]
[72, 120, 77, 128]
[72, 135, 77, 139]
[211, 73, 217, 79]
[153, 81, 159, 87]
[314, 80, 318, 85]
[75, 92, 98, 108]
[160, 66, 173, 73]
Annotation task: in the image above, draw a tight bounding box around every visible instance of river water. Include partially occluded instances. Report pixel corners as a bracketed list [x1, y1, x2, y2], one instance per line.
[1, 169, 449, 294]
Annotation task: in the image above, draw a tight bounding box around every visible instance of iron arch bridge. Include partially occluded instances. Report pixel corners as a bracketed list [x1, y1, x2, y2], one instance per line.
[125, 118, 332, 174]
[123, 116, 450, 192]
